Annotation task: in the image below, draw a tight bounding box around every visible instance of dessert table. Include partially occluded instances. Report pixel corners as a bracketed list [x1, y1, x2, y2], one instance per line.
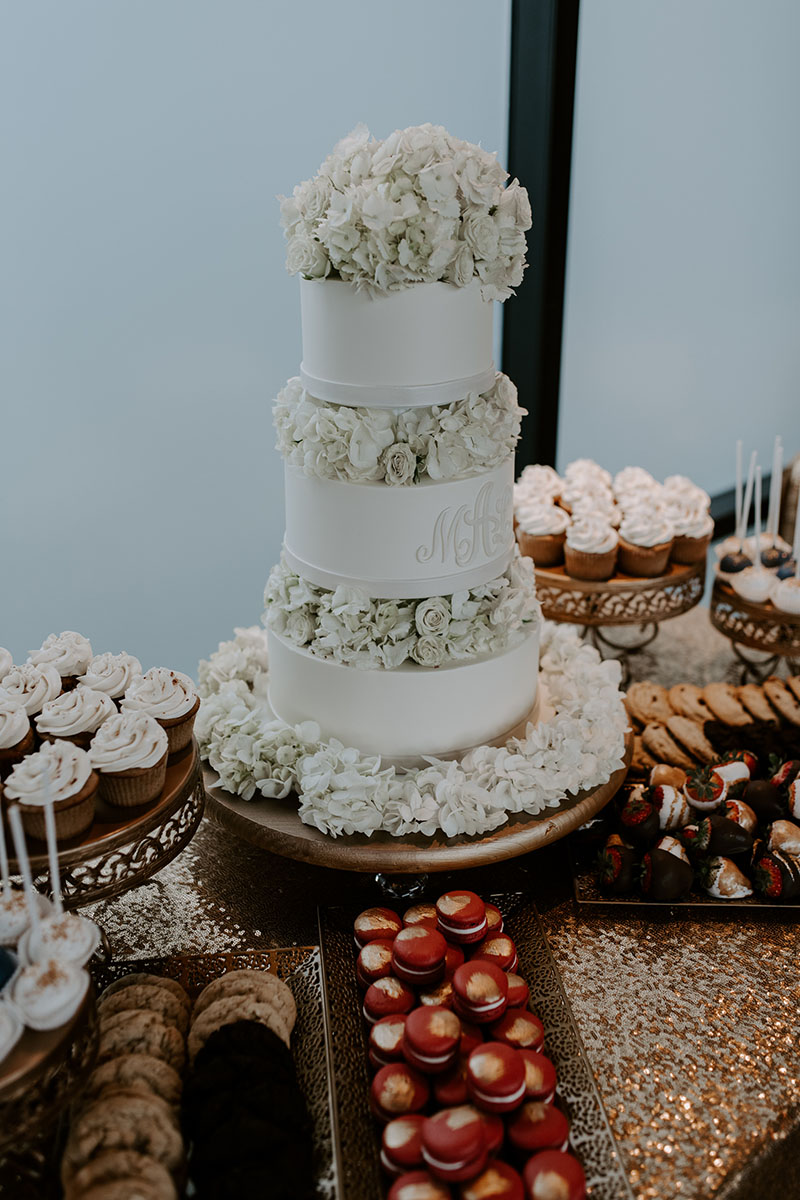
[82, 607, 799, 1200]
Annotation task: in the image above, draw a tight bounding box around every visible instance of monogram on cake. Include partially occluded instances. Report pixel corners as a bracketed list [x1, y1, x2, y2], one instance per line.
[197, 125, 628, 838]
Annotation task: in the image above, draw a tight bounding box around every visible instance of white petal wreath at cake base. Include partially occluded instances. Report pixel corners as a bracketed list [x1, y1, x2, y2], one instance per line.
[196, 621, 628, 840]
[197, 123, 628, 838]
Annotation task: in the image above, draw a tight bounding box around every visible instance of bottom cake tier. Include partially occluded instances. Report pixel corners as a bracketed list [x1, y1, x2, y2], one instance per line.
[267, 627, 540, 763]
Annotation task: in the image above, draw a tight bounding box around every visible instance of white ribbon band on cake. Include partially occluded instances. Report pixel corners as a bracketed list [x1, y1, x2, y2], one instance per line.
[283, 459, 515, 599]
[267, 626, 539, 762]
[299, 277, 495, 409]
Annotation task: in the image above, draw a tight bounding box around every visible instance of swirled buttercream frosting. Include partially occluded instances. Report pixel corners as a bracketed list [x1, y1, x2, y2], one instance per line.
[29, 631, 92, 677]
[566, 519, 618, 555]
[668, 505, 714, 539]
[121, 668, 198, 721]
[515, 464, 562, 501]
[79, 651, 143, 698]
[90, 711, 168, 772]
[0, 664, 61, 716]
[4, 740, 93, 806]
[663, 475, 711, 511]
[0, 649, 12, 682]
[564, 458, 612, 488]
[618, 511, 674, 548]
[515, 501, 570, 537]
[11, 958, 87, 1028]
[0, 701, 30, 750]
[35, 686, 115, 738]
[613, 466, 657, 495]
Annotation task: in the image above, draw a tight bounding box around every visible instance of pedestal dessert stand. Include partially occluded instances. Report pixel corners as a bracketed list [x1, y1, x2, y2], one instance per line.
[533, 561, 706, 685]
[5, 741, 204, 909]
[710, 578, 800, 682]
[203, 730, 632, 887]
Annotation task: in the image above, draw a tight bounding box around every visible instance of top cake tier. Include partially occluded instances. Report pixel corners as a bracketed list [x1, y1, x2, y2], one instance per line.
[299, 278, 495, 408]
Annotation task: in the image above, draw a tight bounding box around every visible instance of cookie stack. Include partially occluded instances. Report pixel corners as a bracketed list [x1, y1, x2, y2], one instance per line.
[183, 969, 313, 1199]
[62, 972, 190, 1200]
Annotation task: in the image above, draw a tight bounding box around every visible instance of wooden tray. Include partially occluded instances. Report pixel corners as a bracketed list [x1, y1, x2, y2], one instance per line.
[203, 730, 632, 875]
[6, 743, 204, 909]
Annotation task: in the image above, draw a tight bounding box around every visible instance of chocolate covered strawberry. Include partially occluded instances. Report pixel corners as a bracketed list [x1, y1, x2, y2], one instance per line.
[712, 757, 750, 797]
[767, 820, 800, 858]
[684, 767, 727, 812]
[648, 785, 692, 831]
[700, 856, 753, 899]
[753, 850, 800, 901]
[680, 823, 710, 857]
[655, 835, 690, 864]
[743, 779, 785, 822]
[640, 848, 693, 901]
[719, 798, 758, 835]
[768, 757, 800, 790]
[597, 834, 636, 894]
[704, 813, 753, 858]
[724, 749, 758, 777]
[618, 792, 659, 844]
[649, 764, 687, 790]
[789, 779, 800, 821]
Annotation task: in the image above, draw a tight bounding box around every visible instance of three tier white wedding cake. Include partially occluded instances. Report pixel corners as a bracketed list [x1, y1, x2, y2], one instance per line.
[197, 125, 627, 838]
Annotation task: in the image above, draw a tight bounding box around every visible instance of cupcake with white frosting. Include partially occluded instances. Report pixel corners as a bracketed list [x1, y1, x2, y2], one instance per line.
[0, 649, 12, 683]
[663, 475, 711, 512]
[564, 458, 613, 489]
[10, 958, 89, 1030]
[89, 711, 169, 808]
[668, 504, 715, 564]
[78, 651, 142, 702]
[121, 668, 200, 758]
[515, 464, 562, 503]
[35, 685, 116, 750]
[564, 518, 619, 581]
[0, 700, 34, 779]
[617, 510, 675, 577]
[4, 741, 98, 842]
[0, 663, 62, 717]
[515, 501, 570, 566]
[28, 631, 92, 692]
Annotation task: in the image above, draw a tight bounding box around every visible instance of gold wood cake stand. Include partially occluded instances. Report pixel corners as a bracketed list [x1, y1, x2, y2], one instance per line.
[710, 578, 800, 681]
[6, 742, 204, 909]
[534, 560, 706, 683]
[203, 730, 632, 875]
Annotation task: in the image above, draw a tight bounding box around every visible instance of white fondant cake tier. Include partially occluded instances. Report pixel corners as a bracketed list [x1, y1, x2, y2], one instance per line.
[299, 278, 495, 407]
[283, 459, 515, 598]
[267, 626, 539, 760]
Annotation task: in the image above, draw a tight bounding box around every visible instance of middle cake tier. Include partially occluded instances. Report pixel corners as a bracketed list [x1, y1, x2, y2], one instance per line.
[283, 457, 515, 599]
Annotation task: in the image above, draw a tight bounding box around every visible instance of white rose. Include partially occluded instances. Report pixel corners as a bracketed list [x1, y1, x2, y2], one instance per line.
[411, 635, 446, 668]
[286, 610, 315, 646]
[296, 176, 332, 223]
[415, 596, 451, 638]
[382, 442, 416, 486]
[463, 212, 500, 261]
[286, 233, 329, 278]
[448, 243, 475, 288]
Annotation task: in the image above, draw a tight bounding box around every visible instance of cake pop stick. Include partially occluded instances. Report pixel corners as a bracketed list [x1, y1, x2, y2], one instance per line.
[738, 451, 757, 545]
[8, 806, 42, 938]
[42, 767, 64, 917]
[0, 816, 9, 892]
[793, 500, 800, 578]
[754, 465, 763, 566]
[767, 437, 782, 543]
[735, 440, 743, 537]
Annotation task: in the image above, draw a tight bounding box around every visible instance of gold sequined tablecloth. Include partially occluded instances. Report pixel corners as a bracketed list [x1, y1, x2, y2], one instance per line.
[86, 609, 800, 1200]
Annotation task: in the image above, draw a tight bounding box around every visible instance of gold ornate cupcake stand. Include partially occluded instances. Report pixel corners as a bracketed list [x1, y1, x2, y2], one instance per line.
[710, 578, 800, 681]
[5, 742, 204, 909]
[533, 560, 706, 685]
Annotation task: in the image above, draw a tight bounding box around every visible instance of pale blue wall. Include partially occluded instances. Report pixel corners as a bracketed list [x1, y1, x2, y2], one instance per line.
[559, 0, 800, 494]
[1, 0, 511, 676]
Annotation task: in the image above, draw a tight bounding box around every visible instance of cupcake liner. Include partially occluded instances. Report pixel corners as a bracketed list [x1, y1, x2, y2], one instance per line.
[670, 532, 712, 565]
[618, 538, 673, 577]
[564, 544, 618, 581]
[98, 751, 168, 809]
[516, 530, 565, 568]
[19, 773, 98, 842]
[0, 726, 35, 780]
[157, 695, 200, 760]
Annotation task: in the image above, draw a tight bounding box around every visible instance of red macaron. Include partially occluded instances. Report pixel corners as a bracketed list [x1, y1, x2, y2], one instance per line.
[403, 1006, 462, 1075]
[466, 1042, 526, 1114]
[371, 1063, 429, 1123]
[481, 1113, 504, 1158]
[507, 1100, 570, 1155]
[459, 1160, 524, 1200]
[421, 1105, 489, 1182]
[444, 944, 466, 978]
[388, 1170, 453, 1200]
[522, 1150, 586, 1200]
[488, 1009, 544, 1053]
[470, 934, 518, 974]
[356, 939, 396, 989]
[392, 926, 448, 986]
[452, 962, 509, 1025]
[363, 976, 416, 1024]
[484, 903, 503, 934]
[436, 892, 488, 945]
[419, 979, 455, 1010]
[434, 1058, 470, 1107]
[381, 1113, 426, 1176]
[369, 1014, 409, 1069]
[517, 1050, 557, 1103]
[505, 973, 530, 1010]
[403, 903, 440, 931]
[354, 906, 402, 948]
